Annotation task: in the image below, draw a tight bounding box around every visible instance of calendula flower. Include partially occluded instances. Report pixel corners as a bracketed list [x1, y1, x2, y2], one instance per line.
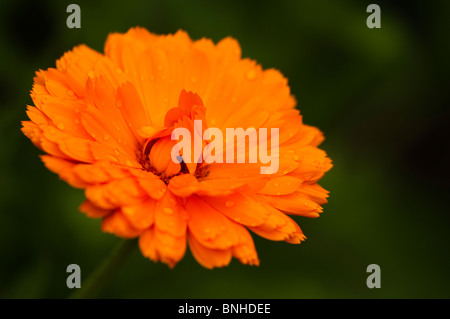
[22, 27, 332, 268]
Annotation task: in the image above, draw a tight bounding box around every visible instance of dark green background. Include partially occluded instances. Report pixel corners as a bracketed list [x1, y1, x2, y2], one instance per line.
[0, 0, 449, 298]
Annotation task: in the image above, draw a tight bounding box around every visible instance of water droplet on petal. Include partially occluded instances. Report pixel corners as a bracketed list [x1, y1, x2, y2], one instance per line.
[294, 155, 299, 161]
[204, 228, 210, 233]
[157, 65, 163, 71]
[246, 69, 256, 80]
[57, 122, 65, 130]
[163, 207, 173, 214]
[107, 155, 119, 162]
[103, 134, 110, 141]
[125, 160, 133, 166]
[88, 70, 95, 78]
[116, 100, 122, 108]
[191, 77, 197, 83]
[66, 90, 74, 97]
[225, 201, 234, 207]
[114, 148, 120, 155]
[274, 183, 280, 187]
[74, 118, 80, 124]
[74, 107, 80, 114]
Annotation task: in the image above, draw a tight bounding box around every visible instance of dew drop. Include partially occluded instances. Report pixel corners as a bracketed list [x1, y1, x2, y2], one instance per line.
[125, 160, 133, 166]
[74, 107, 80, 114]
[103, 134, 110, 141]
[116, 100, 123, 108]
[88, 70, 95, 78]
[283, 170, 289, 175]
[286, 182, 291, 186]
[231, 97, 237, 103]
[150, 75, 155, 81]
[294, 155, 299, 161]
[163, 207, 173, 214]
[57, 122, 65, 130]
[204, 228, 211, 233]
[274, 183, 280, 187]
[225, 201, 234, 207]
[66, 90, 74, 97]
[116, 68, 122, 74]
[74, 118, 80, 124]
[114, 148, 120, 155]
[107, 155, 119, 162]
[157, 65, 163, 71]
[191, 77, 197, 83]
[246, 69, 256, 80]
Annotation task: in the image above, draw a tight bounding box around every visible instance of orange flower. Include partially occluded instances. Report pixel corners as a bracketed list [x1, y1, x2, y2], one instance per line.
[21, 28, 332, 268]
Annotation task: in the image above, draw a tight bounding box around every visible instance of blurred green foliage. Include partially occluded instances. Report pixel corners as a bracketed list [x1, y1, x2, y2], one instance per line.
[0, 0, 449, 298]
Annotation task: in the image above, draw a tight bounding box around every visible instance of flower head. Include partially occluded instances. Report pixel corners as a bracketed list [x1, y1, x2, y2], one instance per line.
[22, 28, 332, 268]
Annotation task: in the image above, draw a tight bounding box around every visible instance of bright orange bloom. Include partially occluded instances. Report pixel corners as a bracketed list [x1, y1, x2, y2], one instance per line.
[22, 28, 332, 268]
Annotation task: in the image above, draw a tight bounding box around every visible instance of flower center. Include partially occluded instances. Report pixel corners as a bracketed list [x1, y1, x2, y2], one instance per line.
[136, 89, 208, 184]
[138, 136, 190, 184]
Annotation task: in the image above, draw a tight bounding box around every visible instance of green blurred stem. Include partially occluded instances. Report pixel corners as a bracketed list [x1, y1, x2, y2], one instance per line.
[70, 238, 137, 299]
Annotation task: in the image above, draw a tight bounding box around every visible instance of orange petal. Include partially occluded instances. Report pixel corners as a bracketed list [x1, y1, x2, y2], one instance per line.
[247, 205, 305, 243]
[297, 182, 330, 205]
[231, 225, 259, 266]
[202, 192, 270, 227]
[255, 192, 323, 218]
[122, 199, 156, 230]
[287, 146, 332, 182]
[79, 200, 113, 218]
[258, 176, 303, 196]
[139, 227, 186, 268]
[187, 233, 232, 269]
[101, 211, 141, 238]
[154, 192, 187, 237]
[185, 196, 239, 249]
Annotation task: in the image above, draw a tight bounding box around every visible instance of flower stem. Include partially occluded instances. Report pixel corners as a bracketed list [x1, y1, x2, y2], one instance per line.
[69, 238, 137, 299]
